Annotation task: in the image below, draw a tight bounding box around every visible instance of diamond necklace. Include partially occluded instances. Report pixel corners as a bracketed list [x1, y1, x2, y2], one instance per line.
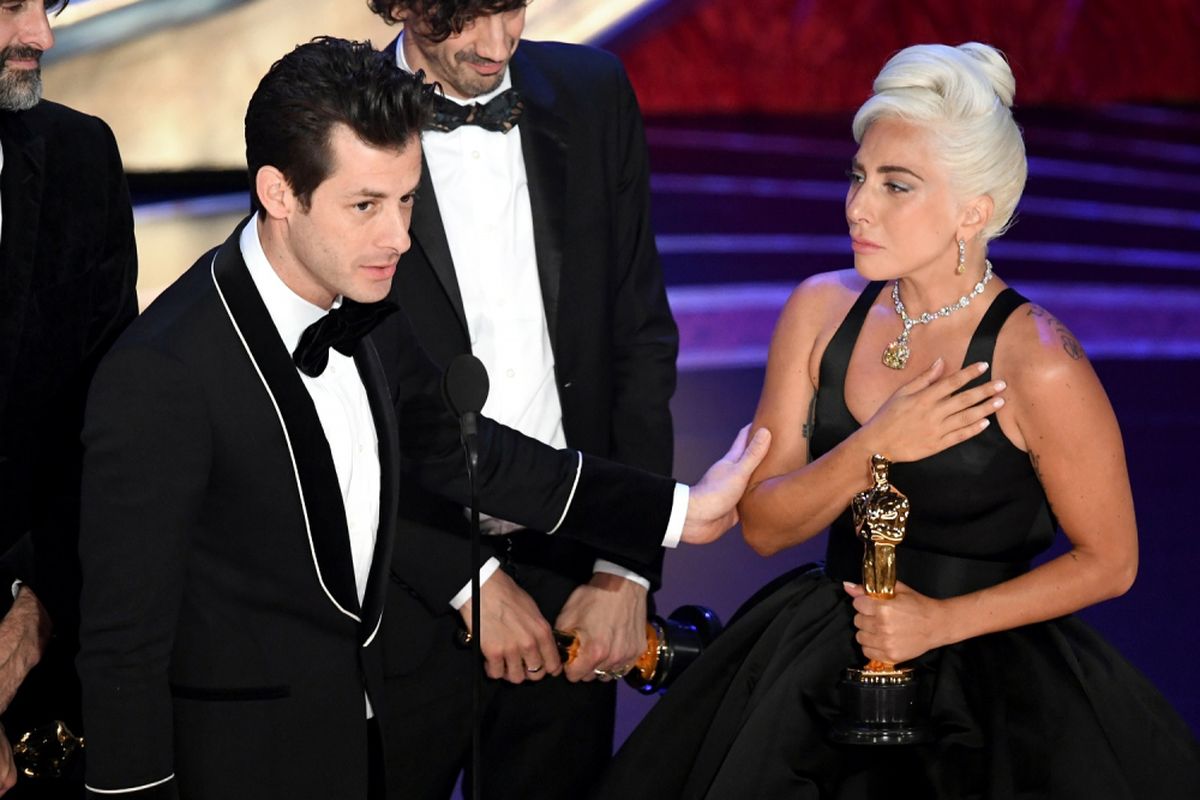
[881, 259, 995, 370]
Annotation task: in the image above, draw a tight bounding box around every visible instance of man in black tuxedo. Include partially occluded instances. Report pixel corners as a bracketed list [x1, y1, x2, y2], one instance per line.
[367, 1, 678, 797]
[0, 1, 137, 795]
[76, 36, 767, 800]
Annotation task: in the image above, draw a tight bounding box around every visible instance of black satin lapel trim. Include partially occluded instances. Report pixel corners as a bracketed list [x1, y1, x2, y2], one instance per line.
[210, 220, 362, 621]
[355, 339, 398, 646]
[0, 118, 45, 413]
[512, 54, 568, 340]
[410, 156, 469, 336]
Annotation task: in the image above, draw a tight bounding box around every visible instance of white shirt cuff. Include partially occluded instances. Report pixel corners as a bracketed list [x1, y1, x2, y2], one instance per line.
[10, 579, 22, 599]
[449, 557, 502, 610]
[661, 483, 689, 548]
[592, 559, 650, 590]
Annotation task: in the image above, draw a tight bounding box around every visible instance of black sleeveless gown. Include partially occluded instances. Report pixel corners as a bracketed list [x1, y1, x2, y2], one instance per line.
[596, 284, 1200, 799]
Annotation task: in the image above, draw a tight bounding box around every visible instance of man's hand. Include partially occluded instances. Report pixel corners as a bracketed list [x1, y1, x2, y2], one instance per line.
[459, 569, 562, 684]
[0, 723, 16, 796]
[681, 425, 772, 545]
[554, 573, 648, 682]
[0, 586, 51, 715]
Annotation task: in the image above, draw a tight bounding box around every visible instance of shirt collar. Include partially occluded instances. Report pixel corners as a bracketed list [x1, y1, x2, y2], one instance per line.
[239, 217, 341, 355]
[394, 31, 513, 108]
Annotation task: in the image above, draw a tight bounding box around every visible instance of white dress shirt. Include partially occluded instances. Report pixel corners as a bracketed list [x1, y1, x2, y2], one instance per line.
[240, 221, 381, 604]
[396, 40, 686, 609]
[240, 221, 381, 715]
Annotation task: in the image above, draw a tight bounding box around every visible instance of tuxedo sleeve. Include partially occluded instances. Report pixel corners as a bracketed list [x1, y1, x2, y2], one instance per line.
[77, 346, 207, 800]
[9, 114, 139, 627]
[387, 312, 675, 570]
[597, 62, 679, 587]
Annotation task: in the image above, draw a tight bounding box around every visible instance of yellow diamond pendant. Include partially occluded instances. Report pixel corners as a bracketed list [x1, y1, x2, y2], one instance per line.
[882, 339, 910, 370]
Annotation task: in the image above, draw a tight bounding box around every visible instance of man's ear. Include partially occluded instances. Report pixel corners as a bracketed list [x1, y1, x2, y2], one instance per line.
[255, 166, 294, 220]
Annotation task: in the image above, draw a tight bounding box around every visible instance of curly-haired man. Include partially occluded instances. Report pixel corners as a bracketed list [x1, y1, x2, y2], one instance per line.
[368, 2, 679, 798]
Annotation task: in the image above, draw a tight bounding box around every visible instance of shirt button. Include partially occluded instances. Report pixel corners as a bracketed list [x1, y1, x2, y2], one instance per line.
[506, 369, 515, 378]
[471, 150, 481, 160]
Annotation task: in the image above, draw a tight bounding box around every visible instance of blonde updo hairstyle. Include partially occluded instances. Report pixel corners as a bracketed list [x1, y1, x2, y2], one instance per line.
[852, 42, 1027, 243]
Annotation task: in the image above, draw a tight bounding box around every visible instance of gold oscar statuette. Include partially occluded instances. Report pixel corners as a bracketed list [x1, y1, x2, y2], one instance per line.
[829, 454, 932, 745]
[554, 605, 723, 694]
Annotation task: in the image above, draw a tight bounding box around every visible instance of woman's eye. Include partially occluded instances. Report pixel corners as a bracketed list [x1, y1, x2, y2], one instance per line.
[845, 169, 864, 185]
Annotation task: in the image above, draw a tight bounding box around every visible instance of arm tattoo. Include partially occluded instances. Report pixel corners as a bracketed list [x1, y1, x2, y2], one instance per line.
[1027, 306, 1084, 360]
[1030, 450, 1057, 518]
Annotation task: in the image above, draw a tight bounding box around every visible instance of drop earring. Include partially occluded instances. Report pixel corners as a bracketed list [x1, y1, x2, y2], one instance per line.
[956, 238, 966, 275]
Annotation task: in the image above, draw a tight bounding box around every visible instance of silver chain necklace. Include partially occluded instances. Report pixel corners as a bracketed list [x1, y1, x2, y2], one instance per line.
[882, 259, 995, 370]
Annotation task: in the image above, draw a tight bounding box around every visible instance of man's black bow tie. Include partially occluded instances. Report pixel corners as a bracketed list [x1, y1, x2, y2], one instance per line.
[425, 88, 524, 134]
[293, 300, 398, 378]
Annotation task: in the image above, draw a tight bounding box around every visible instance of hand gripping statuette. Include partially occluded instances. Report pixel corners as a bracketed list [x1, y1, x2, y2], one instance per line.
[555, 605, 723, 694]
[830, 454, 932, 745]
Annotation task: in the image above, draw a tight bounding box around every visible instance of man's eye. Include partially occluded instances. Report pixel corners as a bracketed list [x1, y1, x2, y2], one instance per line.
[354, 201, 374, 212]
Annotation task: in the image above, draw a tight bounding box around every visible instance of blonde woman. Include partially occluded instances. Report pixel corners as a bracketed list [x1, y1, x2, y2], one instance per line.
[600, 42, 1200, 799]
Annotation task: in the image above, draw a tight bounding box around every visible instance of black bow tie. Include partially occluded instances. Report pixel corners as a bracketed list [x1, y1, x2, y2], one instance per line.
[425, 88, 524, 134]
[293, 300, 398, 378]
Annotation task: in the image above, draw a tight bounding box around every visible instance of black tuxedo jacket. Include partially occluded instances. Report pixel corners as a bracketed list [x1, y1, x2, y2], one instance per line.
[78, 221, 675, 799]
[375, 39, 678, 658]
[0, 101, 136, 732]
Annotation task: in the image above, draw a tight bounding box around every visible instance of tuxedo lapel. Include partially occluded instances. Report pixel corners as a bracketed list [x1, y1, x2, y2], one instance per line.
[511, 50, 568, 341]
[355, 340, 398, 646]
[209, 221, 362, 623]
[409, 157, 469, 336]
[0, 114, 45, 413]
[382, 34, 470, 338]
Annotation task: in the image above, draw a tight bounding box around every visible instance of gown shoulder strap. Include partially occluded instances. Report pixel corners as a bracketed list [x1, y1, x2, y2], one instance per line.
[818, 280, 886, 392]
[963, 287, 1030, 382]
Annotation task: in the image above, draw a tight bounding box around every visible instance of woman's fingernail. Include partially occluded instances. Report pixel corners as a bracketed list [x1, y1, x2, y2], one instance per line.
[978, 361, 989, 372]
[994, 380, 1006, 391]
[993, 397, 1005, 408]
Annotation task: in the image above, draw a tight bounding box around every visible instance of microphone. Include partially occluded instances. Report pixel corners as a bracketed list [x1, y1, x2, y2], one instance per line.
[441, 353, 489, 441]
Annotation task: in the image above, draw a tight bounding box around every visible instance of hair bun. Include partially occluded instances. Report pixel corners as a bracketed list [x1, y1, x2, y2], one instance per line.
[957, 42, 1016, 108]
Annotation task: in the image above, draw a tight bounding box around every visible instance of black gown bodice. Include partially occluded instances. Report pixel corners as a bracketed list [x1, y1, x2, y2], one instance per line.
[812, 282, 1056, 598]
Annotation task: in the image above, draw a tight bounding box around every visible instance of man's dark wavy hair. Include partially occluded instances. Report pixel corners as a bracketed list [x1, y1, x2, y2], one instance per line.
[367, 0, 529, 43]
[245, 37, 435, 215]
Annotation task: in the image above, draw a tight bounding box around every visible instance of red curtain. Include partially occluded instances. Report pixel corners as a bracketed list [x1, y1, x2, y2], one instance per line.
[615, 0, 1200, 114]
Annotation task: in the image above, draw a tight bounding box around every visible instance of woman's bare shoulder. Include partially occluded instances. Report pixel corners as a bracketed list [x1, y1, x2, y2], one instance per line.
[783, 269, 870, 326]
[995, 298, 1099, 402]
[999, 299, 1088, 368]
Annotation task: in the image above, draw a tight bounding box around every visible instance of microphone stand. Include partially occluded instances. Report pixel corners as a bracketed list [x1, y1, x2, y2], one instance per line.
[461, 412, 482, 800]
[443, 353, 490, 798]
